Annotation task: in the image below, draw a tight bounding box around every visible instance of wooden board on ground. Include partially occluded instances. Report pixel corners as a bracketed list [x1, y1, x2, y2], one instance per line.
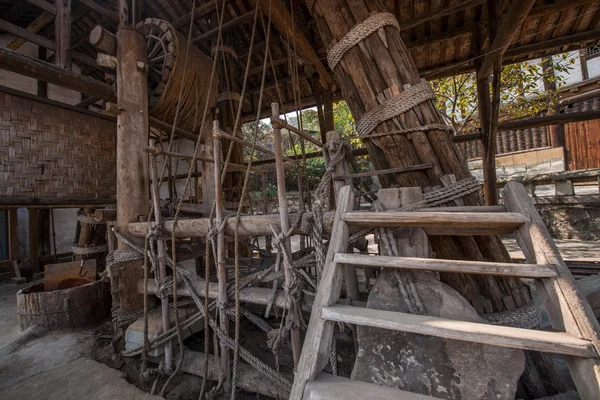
[44, 259, 96, 291]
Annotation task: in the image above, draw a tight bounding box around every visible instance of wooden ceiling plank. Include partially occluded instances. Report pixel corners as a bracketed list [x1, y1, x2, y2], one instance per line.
[78, 0, 119, 23]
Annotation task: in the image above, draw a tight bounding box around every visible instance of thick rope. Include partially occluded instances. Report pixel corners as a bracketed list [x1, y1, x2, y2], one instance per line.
[364, 124, 453, 140]
[356, 80, 436, 138]
[327, 12, 400, 70]
[71, 244, 107, 255]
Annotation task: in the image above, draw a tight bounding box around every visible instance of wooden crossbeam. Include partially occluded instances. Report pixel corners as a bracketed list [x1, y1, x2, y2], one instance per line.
[191, 10, 255, 44]
[6, 12, 54, 50]
[78, 0, 119, 23]
[0, 47, 115, 100]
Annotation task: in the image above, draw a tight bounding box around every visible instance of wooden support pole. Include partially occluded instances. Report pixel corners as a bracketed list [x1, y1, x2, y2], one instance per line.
[212, 122, 231, 390]
[8, 209, 19, 262]
[115, 26, 149, 311]
[149, 139, 173, 372]
[323, 89, 335, 133]
[76, 207, 93, 260]
[311, 74, 328, 144]
[272, 102, 302, 367]
[55, 0, 71, 70]
[28, 208, 39, 275]
[542, 57, 566, 150]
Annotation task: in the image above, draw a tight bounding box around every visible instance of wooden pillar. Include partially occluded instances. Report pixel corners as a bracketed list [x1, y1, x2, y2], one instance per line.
[28, 208, 39, 274]
[272, 102, 302, 367]
[115, 24, 149, 311]
[323, 89, 335, 133]
[476, 73, 499, 206]
[542, 57, 566, 150]
[579, 49, 589, 81]
[212, 122, 231, 391]
[311, 74, 328, 144]
[55, 0, 71, 70]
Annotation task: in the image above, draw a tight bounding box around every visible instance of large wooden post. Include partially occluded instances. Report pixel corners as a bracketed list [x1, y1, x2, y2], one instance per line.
[542, 57, 566, 150]
[115, 22, 150, 311]
[309, 0, 527, 310]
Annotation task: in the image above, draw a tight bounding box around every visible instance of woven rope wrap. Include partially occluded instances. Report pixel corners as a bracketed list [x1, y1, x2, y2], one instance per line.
[327, 12, 400, 70]
[366, 124, 454, 139]
[217, 91, 242, 103]
[482, 301, 542, 329]
[211, 44, 238, 60]
[72, 244, 108, 255]
[77, 212, 100, 225]
[356, 80, 436, 138]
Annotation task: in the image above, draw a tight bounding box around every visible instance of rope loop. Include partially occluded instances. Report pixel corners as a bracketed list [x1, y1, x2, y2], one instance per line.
[327, 12, 400, 70]
[356, 80, 436, 138]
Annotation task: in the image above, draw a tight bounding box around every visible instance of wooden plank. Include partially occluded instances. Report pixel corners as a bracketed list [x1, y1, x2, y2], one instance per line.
[341, 211, 528, 235]
[322, 304, 598, 358]
[0, 18, 56, 50]
[289, 185, 355, 400]
[414, 205, 506, 213]
[334, 253, 558, 278]
[0, 47, 115, 99]
[305, 372, 436, 400]
[503, 181, 600, 399]
[334, 164, 432, 180]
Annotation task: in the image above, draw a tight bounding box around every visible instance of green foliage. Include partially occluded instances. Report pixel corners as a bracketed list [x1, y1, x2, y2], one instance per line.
[431, 54, 575, 133]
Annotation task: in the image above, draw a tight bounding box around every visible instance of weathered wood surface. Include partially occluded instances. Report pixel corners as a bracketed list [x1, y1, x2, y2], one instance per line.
[115, 27, 149, 312]
[310, 0, 526, 311]
[503, 181, 600, 399]
[322, 304, 597, 358]
[44, 260, 96, 291]
[17, 281, 111, 331]
[335, 253, 557, 278]
[289, 185, 355, 399]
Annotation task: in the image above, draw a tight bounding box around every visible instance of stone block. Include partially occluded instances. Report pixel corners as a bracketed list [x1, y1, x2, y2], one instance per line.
[555, 180, 575, 196]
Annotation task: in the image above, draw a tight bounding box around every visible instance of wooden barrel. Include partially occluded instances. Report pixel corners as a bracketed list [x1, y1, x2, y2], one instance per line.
[17, 280, 111, 331]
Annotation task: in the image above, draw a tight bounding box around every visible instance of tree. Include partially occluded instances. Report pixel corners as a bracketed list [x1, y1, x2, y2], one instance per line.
[431, 54, 575, 134]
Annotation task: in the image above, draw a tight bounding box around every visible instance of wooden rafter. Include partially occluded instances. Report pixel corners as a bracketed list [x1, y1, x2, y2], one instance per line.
[24, 0, 56, 14]
[78, 0, 119, 23]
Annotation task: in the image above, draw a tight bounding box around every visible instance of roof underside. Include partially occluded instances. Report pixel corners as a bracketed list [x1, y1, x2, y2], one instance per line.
[2, 0, 599, 121]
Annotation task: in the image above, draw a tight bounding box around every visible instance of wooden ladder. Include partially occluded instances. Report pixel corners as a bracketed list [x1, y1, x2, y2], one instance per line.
[290, 183, 600, 400]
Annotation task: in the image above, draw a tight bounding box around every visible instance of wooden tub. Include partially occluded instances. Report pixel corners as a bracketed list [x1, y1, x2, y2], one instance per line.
[17, 280, 111, 331]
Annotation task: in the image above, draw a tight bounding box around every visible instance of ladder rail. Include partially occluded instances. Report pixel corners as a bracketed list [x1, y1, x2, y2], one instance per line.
[289, 185, 356, 400]
[504, 181, 600, 399]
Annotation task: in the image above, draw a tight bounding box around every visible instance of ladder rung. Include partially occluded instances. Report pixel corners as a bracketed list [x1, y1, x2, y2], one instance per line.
[342, 211, 529, 235]
[334, 253, 558, 278]
[304, 372, 436, 400]
[321, 305, 598, 358]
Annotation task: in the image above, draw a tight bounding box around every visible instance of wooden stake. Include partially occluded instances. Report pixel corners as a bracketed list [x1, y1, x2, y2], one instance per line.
[272, 102, 302, 367]
[149, 139, 173, 372]
[213, 121, 231, 390]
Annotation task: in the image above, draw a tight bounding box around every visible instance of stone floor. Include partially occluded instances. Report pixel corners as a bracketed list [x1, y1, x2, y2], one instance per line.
[0, 281, 161, 400]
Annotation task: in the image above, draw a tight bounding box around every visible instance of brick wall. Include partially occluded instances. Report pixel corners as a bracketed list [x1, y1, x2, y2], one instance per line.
[0, 90, 116, 200]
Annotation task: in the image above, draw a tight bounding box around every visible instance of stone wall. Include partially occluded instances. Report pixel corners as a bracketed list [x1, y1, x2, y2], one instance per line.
[0, 89, 116, 201]
[535, 196, 600, 240]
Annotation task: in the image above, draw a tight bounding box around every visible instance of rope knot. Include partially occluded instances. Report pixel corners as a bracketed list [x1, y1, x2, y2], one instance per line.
[270, 117, 286, 129]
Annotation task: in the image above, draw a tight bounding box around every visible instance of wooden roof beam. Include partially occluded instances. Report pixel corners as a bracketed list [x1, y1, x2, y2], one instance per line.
[6, 12, 55, 50]
[171, 1, 219, 30]
[478, 0, 537, 78]
[0, 46, 116, 100]
[248, 0, 332, 90]
[78, 0, 119, 23]
[191, 10, 255, 44]
[25, 0, 56, 14]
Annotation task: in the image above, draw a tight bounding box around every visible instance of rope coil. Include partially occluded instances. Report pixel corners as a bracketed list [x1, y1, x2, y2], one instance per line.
[327, 12, 400, 70]
[356, 80, 436, 138]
